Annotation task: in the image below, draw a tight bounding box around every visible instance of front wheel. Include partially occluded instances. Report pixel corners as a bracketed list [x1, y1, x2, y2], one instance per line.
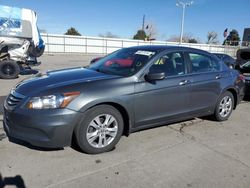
[74, 105, 124, 154]
[214, 91, 234, 121]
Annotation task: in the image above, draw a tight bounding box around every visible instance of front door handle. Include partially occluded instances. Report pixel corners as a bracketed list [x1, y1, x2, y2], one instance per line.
[216, 75, 222, 79]
[179, 80, 191, 86]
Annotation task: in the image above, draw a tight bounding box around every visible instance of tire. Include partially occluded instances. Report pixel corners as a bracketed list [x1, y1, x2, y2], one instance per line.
[0, 60, 20, 79]
[214, 91, 234, 121]
[74, 105, 124, 154]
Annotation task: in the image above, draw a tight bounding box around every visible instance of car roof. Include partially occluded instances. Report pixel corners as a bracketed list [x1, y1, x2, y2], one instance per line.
[212, 53, 228, 56]
[127, 45, 211, 54]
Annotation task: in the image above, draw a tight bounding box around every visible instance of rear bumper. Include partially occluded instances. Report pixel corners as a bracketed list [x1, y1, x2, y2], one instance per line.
[3, 106, 81, 148]
[236, 81, 246, 105]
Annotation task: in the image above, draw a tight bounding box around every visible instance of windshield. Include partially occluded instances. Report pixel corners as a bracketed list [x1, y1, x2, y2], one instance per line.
[88, 48, 157, 76]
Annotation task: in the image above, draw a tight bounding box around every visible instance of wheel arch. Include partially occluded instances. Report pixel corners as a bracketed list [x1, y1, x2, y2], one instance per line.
[225, 88, 238, 109]
[91, 102, 131, 136]
[74, 100, 132, 140]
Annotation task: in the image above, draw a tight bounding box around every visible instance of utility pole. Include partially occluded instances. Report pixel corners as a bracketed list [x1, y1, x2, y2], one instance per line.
[176, 1, 194, 44]
[142, 14, 145, 31]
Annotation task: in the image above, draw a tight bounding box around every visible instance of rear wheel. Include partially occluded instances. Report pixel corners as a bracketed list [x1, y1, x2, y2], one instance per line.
[74, 105, 124, 154]
[0, 60, 20, 79]
[214, 91, 234, 121]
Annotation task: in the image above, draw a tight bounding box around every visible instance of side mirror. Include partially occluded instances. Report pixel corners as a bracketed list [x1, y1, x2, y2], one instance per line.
[145, 72, 165, 81]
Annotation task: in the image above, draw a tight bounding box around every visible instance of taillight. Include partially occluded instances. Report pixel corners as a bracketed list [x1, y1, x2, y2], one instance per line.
[238, 74, 245, 83]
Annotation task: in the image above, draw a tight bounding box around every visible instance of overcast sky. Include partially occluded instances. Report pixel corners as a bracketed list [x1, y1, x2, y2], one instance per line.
[1, 0, 249, 43]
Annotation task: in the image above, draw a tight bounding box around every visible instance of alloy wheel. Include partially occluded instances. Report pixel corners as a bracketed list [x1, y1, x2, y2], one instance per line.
[219, 96, 232, 118]
[86, 114, 118, 148]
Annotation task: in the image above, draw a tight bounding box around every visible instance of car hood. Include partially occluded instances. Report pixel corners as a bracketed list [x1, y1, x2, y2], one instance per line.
[14, 67, 120, 96]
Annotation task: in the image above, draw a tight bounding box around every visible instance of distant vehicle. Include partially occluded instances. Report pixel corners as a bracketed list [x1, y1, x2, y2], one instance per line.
[90, 56, 133, 67]
[0, 5, 45, 79]
[236, 61, 250, 96]
[242, 28, 250, 47]
[4, 46, 245, 154]
[212, 53, 236, 69]
[90, 57, 102, 64]
[236, 48, 250, 96]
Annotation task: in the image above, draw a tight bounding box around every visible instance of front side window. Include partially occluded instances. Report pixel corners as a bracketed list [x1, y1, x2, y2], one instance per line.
[89, 48, 158, 76]
[149, 52, 186, 77]
[189, 53, 220, 73]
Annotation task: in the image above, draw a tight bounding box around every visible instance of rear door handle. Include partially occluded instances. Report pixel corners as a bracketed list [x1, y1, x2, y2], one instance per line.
[179, 80, 191, 86]
[215, 75, 222, 79]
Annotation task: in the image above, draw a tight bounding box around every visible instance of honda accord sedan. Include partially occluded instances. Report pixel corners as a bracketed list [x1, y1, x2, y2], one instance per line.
[3, 46, 245, 154]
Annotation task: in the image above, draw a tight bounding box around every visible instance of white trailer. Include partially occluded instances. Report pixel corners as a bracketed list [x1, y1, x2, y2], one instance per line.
[0, 5, 45, 79]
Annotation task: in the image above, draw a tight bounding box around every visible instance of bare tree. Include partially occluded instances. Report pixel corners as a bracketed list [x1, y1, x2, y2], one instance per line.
[99, 32, 119, 38]
[167, 35, 181, 42]
[145, 22, 157, 40]
[207, 31, 219, 44]
[167, 33, 200, 43]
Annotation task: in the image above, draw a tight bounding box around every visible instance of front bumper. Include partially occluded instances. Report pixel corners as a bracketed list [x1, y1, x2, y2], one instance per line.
[3, 106, 81, 148]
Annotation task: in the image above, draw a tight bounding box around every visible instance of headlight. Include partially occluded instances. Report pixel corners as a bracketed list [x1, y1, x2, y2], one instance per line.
[27, 92, 80, 109]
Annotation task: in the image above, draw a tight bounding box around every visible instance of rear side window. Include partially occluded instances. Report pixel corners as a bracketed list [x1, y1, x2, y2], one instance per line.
[188, 53, 220, 73]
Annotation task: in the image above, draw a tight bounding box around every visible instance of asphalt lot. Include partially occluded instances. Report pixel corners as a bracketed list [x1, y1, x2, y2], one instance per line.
[0, 54, 250, 188]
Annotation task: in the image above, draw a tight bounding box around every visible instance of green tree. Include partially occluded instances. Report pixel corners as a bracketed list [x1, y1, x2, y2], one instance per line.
[223, 29, 240, 46]
[133, 30, 147, 40]
[188, 38, 198, 43]
[65, 27, 81, 36]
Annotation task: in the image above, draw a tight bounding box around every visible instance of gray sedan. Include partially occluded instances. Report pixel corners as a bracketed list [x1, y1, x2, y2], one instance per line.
[3, 46, 245, 154]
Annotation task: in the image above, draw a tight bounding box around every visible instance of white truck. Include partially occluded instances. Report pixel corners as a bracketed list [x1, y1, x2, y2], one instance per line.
[0, 5, 45, 79]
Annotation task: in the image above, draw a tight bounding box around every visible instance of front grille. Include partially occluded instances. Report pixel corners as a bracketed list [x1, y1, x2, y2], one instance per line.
[6, 90, 25, 110]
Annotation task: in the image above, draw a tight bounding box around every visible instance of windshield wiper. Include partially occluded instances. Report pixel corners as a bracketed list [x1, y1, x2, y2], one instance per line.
[94, 68, 102, 73]
[94, 68, 109, 74]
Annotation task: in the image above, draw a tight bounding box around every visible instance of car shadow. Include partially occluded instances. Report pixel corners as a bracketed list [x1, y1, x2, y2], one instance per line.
[243, 96, 250, 101]
[199, 115, 216, 121]
[0, 173, 26, 188]
[0, 96, 7, 116]
[131, 118, 197, 133]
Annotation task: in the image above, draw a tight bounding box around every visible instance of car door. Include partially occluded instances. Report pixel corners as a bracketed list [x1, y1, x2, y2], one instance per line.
[134, 51, 192, 127]
[186, 51, 222, 114]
